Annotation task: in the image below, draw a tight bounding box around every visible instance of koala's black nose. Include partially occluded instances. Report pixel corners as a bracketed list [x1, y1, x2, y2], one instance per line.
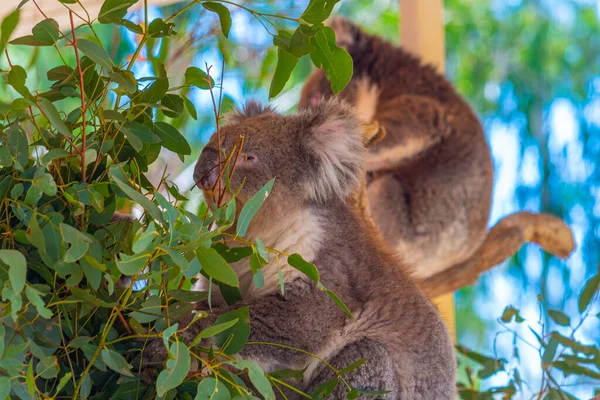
[194, 147, 219, 191]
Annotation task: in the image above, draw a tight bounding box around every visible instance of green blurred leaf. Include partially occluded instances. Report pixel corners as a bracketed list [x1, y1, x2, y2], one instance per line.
[214, 307, 250, 355]
[228, 360, 275, 400]
[60, 223, 92, 262]
[117, 252, 151, 275]
[203, 2, 231, 38]
[185, 67, 215, 90]
[192, 318, 239, 346]
[98, 0, 139, 24]
[8, 65, 34, 100]
[148, 18, 176, 38]
[269, 47, 298, 98]
[301, 0, 339, 24]
[77, 38, 114, 69]
[25, 286, 52, 319]
[0, 10, 20, 54]
[38, 98, 73, 138]
[41, 148, 71, 166]
[195, 377, 231, 400]
[325, 288, 353, 319]
[578, 274, 599, 313]
[500, 306, 525, 323]
[110, 70, 137, 94]
[0, 249, 26, 294]
[32, 19, 60, 45]
[109, 166, 165, 224]
[548, 309, 571, 327]
[309, 27, 352, 94]
[287, 253, 319, 283]
[101, 349, 134, 377]
[196, 246, 239, 287]
[236, 178, 275, 237]
[36, 355, 59, 379]
[156, 342, 191, 397]
[154, 122, 191, 155]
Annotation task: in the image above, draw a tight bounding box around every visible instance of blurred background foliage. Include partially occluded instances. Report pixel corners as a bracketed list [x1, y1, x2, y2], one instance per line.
[1, 0, 599, 397]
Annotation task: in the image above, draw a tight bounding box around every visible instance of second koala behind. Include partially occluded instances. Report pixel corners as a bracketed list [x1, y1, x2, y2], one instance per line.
[141, 99, 456, 398]
[300, 18, 494, 278]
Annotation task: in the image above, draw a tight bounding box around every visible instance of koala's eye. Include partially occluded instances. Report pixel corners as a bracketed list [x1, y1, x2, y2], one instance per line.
[242, 153, 257, 163]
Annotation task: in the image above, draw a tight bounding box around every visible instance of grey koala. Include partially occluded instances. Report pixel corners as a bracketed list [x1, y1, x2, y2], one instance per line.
[299, 17, 494, 279]
[140, 99, 456, 399]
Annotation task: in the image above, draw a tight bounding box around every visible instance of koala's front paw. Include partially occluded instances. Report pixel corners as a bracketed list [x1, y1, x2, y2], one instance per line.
[327, 16, 361, 50]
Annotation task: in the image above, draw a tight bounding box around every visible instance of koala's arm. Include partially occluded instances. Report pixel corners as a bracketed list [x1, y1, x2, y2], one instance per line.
[366, 95, 451, 171]
[141, 278, 343, 371]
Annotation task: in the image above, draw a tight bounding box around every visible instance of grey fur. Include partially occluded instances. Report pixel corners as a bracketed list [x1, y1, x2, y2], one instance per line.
[299, 17, 494, 278]
[141, 99, 456, 399]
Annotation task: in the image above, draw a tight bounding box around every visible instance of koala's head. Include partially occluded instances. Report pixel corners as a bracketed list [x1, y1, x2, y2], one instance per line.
[194, 99, 366, 215]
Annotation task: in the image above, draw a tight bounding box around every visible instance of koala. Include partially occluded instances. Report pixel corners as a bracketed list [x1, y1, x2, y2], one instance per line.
[140, 99, 456, 399]
[299, 17, 494, 279]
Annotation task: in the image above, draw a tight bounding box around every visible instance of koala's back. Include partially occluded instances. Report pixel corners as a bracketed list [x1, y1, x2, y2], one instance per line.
[301, 18, 493, 277]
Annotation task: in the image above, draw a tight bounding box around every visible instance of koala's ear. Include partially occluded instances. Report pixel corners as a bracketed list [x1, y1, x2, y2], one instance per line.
[303, 98, 366, 202]
[226, 100, 277, 124]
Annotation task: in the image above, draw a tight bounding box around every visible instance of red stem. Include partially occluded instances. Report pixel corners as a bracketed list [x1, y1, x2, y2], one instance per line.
[69, 11, 87, 183]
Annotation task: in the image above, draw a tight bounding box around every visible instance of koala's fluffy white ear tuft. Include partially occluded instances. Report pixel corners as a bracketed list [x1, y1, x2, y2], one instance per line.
[226, 100, 277, 124]
[304, 98, 366, 202]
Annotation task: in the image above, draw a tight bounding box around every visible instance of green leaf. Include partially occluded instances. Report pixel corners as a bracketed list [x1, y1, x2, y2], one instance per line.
[122, 122, 160, 152]
[195, 377, 231, 400]
[161, 94, 184, 117]
[101, 349, 134, 377]
[26, 213, 46, 254]
[38, 98, 73, 138]
[203, 2, 232, 38]
[236, 178, 275, 237]
[500, 306, 525, 323]
[8, 65, 34, 100]
[185, 67, 215, 90]
[196, 246, 239, 287]
[133, 221, 158, 253]
[548, 309, 571, 327]
[47, 65, 73, 81]
[156, 342, 191, 397]
[26, 358, 35, 396]
[77, 38, 114, 69]
[36, 355, 59, 379]
[269, 367, 306, 382]
[214, 307, 250, 355]
[192, 318, 239, 346]
[55, 372, 72, 395]
[0, 324, 5, 359]
[338, 358, 366, 376]
[25, 286, 52, 319]
[0, 249, 26, 294]
[289, 25, 316, 57]
[60, 223, 92, 262]
[34, 172, 57, 196]
[0, 377, 10, 400]
[154, 122, 192, 155]
[7, 125, 29, 169]
[110, 70, 137, 94]
[269, 47, 298, 98]
[139, 76, 168, 104]
[10, 35, 51, 46]
[109, 166, 165, 224]
[301, 0, 339, 24]
[0, 10, 20, 54]
[183, 96, 197, 120]
[162, 323, 179, 350]
[287, 253, 319, 282]
[309, 27, 353, 94]
[325, 288, 354, 319]
[542, 335, 559, 366]
[32, 19, 60, 45]
[98, 0, 139, 23]
[228, 360, 275, 400]
[147, 18, 176, 38]
[578, 274, 600, 313]
[41, 148, 71, 166]
[117, 252, 151, 275]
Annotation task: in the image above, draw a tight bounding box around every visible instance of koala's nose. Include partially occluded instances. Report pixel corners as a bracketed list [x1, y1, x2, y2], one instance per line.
[194, 148, 220, 191]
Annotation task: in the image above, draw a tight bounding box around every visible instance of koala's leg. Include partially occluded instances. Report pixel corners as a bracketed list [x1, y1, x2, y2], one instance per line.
[303, 339, 399, 400]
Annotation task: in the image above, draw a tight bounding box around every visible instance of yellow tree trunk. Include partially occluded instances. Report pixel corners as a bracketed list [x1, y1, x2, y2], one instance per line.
[399, 0, 456, 340]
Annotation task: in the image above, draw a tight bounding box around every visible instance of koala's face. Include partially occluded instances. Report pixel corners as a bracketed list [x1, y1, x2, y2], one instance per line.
[194, 100, 366, 215]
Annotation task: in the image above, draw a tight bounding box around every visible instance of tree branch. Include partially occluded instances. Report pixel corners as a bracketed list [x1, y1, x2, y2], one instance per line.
[418, 211, 576, 298]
